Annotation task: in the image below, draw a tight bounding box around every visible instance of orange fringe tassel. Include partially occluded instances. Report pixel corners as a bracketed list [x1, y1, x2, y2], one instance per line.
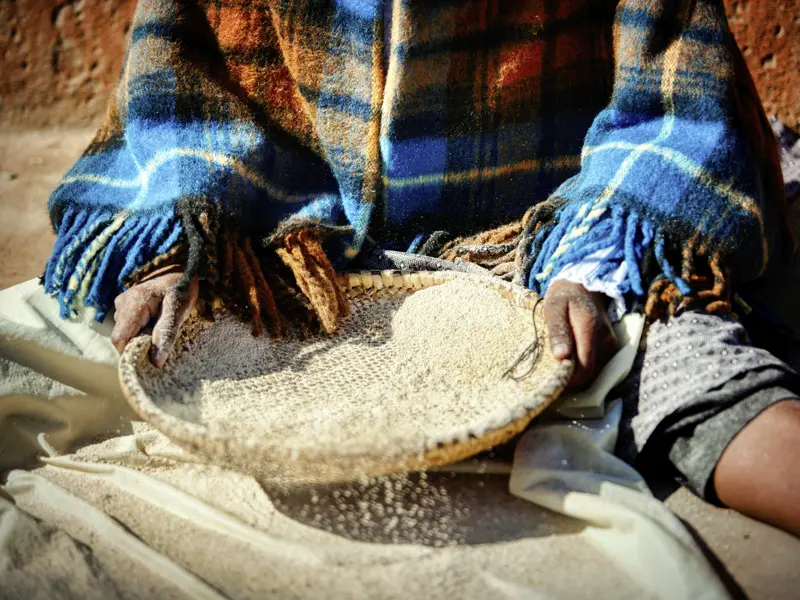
[274, 230, 350, 334]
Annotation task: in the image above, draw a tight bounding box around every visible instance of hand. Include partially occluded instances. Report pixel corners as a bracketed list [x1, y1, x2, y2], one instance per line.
[111, 272, 199, 368]
[543, 280, 619, 388]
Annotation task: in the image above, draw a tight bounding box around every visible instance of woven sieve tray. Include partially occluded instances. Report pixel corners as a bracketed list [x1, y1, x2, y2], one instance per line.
[119, 270, 572, 486]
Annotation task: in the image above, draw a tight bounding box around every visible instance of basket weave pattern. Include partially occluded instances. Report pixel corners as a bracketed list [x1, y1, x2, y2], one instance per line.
[119, 270, 572, 486]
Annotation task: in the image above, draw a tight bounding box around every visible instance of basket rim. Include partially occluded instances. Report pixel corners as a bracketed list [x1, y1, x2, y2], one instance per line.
[118, 269, 572, 476]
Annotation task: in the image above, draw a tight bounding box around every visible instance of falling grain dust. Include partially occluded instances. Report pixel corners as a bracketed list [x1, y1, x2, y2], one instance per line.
[139, 279, 545, 544]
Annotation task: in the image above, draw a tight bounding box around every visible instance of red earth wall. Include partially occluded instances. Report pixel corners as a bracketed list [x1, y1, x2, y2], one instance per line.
[0, 0, 798, 129]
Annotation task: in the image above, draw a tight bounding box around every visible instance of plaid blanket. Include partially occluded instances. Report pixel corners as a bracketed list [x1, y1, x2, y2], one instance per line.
[44, 0, 790, 330]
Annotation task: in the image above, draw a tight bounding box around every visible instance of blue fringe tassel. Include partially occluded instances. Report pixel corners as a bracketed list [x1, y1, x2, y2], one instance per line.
[655, 235, 691, 295]
[525, 200, 690, 302]
[116, 219, 163, 288]
[85, 217, 142, 311]
[43, 208, 181, 321]
[44, 208, 89, 294]
[53, 213, 116, 317]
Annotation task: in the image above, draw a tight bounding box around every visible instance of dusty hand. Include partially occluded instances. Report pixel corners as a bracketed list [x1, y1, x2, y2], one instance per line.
[543, 280, 619, 388]
[111, 272, 199, 368]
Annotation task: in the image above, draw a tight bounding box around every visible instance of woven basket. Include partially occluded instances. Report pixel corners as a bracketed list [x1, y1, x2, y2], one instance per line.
[119, 270, 572, 486]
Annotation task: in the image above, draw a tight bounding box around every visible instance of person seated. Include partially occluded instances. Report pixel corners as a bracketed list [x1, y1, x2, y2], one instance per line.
[11, 0, 800, 536]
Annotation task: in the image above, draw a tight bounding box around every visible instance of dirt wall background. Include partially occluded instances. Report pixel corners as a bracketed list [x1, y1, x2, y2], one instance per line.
[0, 0, 137, 130]
[727, 1, 800, 129]
[0, 0, 798, 130]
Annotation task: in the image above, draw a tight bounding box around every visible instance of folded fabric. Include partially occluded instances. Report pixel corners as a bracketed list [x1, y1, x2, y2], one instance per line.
[0, 297, 731, 600]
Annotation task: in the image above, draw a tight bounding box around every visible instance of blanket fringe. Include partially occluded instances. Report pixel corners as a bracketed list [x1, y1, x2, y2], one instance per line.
[438, 198, 734, 320]
[438, 219, 524, 263]
[429, 209, 536, 279]
[174, 199, 350, 338]
[274, 229, 351, 334]
[47, 195, 733, 329]
[43, 207, 182, 321]
[44, 199, 351, 336]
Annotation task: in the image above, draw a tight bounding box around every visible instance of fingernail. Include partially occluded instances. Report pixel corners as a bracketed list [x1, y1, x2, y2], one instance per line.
[148, 344, 159, 366]
[149, 344, 167, 369]
[552, 343, 570, 359]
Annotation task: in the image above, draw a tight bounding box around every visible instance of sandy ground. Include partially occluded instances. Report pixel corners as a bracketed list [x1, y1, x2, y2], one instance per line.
[0, 127, 799, 599]
[0, 128, 94, 289]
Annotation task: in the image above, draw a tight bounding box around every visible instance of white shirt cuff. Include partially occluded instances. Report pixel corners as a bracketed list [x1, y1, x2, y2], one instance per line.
[551, 247, 628, 322]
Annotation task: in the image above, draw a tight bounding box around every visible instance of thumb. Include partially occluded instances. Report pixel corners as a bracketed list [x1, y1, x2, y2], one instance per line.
[149, 277, 199, 368]
[543, 294, 574, 360]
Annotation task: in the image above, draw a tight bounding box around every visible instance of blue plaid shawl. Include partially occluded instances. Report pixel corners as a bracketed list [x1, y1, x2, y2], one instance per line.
[44, 0, 789, 327]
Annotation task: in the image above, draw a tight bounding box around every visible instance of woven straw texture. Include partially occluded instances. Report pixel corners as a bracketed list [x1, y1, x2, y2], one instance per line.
[119, 271, 572, 486]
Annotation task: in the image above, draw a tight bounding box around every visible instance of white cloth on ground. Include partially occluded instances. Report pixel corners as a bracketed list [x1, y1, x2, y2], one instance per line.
[0, 279, 729, 600]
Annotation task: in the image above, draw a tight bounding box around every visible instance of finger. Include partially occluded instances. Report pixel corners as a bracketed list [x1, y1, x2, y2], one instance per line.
[567, 297, 601, 386]
[543, 293, 573, 360]
[111, 290, 161, 354]
[588, 292, 620, 370]
[149, 278, 199, 368]
[567, 294, 619, 387]
[596, 323, 621, 368]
